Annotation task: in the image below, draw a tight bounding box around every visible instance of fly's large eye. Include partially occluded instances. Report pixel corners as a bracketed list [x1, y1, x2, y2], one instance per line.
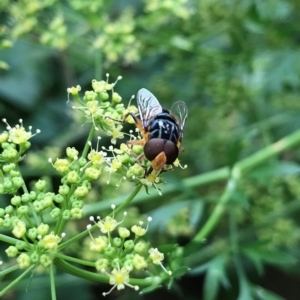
[144, 138, 178, 164]
[164, 140, 178, 164]
[144, 138, 164, 161]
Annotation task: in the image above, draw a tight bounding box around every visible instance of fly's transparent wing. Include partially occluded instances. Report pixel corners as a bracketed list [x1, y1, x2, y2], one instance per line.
[137, 88, 163, 128]
[170, 101, 188, 140]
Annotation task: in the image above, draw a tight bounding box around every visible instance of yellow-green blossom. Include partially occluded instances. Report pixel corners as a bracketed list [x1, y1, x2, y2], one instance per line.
[12, 220, 26, 238]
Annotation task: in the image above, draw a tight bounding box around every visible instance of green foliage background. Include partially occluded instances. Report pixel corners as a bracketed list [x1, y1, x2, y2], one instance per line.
[1, 0, 300, 299]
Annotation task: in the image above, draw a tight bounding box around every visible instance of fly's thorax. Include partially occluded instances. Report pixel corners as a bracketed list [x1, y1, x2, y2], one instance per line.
[148, 112, 180, 144]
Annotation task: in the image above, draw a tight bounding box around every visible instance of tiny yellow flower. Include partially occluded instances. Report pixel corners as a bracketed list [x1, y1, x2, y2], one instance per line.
[40, 232, 61, 250]
[12, 220, 26, 238]
[89, 236, 108, 252]
[98, 216, 118, 234]
[53, 158, 70, 173]
[17, 253, 31, 269]
[148, 247, 164, 265]
[102, 265, 139, 296]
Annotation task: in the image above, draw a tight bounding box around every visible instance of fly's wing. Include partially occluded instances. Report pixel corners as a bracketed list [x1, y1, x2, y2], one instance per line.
[137, 88, 163, 128]
[170, 101, 188, 141]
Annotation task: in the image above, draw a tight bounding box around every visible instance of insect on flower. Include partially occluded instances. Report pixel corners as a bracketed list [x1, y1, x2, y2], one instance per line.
[123, 88, 188, 175]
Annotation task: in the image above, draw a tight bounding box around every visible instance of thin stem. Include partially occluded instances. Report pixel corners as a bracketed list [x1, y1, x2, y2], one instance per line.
[0, 264, 19, 276]
[50, 264, 57, 300]
[191, 128, 300, 243]
[192, 177, 237, 243]
[0, 264, 36, 297]
[0, 233, 21, 245]
[81, 126, 96, 159]
[54, 257, 160, 287]
[112, 183, 143, 216]
[16, 164, 40, 226]
[55, 253, 95, 267]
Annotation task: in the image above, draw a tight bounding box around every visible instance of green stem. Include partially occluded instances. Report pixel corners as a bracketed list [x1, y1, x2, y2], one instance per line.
[17, 164, 40, 226]
[0, 264, 19, 276]
[0, 264, 36, 297]
[49, 264, 57, 300]
[192, 177, 236, 243]
[54, 257, 159, 287]
[54, 257, 109, 283]
[55, 253, 95, 267]
[82, 126, 96, 159]
[0, 233, 21, 245]
[191, 127, 300, 244]
[112, 183, 143, 216]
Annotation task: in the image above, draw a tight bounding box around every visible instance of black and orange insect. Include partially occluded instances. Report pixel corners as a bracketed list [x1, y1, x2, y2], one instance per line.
[124, 88, 188, 175]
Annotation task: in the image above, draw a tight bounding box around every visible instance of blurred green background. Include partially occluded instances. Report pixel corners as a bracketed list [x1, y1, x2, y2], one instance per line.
[1, 0, 300, 299]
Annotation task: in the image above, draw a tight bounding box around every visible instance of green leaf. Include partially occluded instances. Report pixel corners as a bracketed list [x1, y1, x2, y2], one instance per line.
[242, 245, 297, 274]
[237, 277, 253, 300]
[139, 283, 162, 294]
[171, 266, 190, 278]
[251, 284, 285, 300]
[203, 254, 230, 300]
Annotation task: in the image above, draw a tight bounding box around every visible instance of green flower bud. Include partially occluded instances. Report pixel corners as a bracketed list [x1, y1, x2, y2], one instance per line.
[113, 237, 122, 247]
[29, 191, 37, 201]
[11, 177, 24, 189]
[62, 210, 71, 220]
[134, 241, 148, 253]
[37, 223, 49, 236]
[0, 131, 8, 143]
[5, 205, 14, 214]
[112, 92, 122, 103]
[3, 178, 13, 191]
[95, 258, 109, 272]
[54, 194, 64, 203]
[27, 227, 38, 240]
[2, 217, 12, 228]
[74, 186, 89, 198]
[118, 227, 130, 239]
[10, 170, 20, 177]
[37, 192, 45, 201]
[66, 147, 79, 160]
[85, 167, 101, 180]
[11, 195, 22, 206]
[12, 220, 26, 238]
[70, 207, 83, 219]
[71, 200, 83, 209]
[5, 245, 18, 257]
[83, 91, 97, 102]
[66, 170, 80, 183]
[104, 246, 116, 257]
[16, 240, 27, 250]
[30, 251, 39, 263]
[33, 200, 44, 212]
[2, 163, 16, 172]
[17, 205, 29, 216]
[54, 158, 70, 173]
[133, 254, 148, 270]
[100, 91, 109, 100]
[21, 193, 31, 203]
[59, 184, 70, 195]
[35, 179, 47, 191]
[43, 193, 54, 207]
[50, 207, 61, 219]
[124, 240, 134, 250]
[78, 157, 87, 167]
[40, 254, 52, 268]
[3, 148, 18, 160]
